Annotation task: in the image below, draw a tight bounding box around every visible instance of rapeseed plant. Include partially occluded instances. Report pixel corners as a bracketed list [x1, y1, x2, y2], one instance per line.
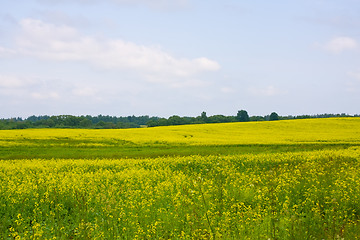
[0, 149, 359, 239]
[1, 118, 360, 239]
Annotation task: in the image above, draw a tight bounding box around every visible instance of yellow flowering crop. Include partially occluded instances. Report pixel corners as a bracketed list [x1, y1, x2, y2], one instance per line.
[0, 117, 359, 145]
[0, 118, 360, 239]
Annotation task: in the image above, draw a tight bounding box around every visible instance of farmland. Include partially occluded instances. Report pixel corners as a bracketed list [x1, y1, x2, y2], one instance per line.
[1, 118, 360, 239]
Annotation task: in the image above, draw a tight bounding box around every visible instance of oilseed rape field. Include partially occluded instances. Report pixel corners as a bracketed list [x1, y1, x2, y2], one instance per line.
[1, 118, 360, 239]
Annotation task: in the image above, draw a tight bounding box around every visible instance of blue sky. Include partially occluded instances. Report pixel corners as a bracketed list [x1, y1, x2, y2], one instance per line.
[1, 0, 360, 118]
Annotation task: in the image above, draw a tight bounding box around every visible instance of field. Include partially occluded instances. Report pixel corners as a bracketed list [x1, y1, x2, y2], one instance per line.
[1, 118, 360, 239]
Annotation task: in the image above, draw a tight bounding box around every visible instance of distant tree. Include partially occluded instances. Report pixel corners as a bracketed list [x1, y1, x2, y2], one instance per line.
[128, 116, 136, 124]
[146, 120, 157, 127]
[207, 115, 233, 123]
[157, 118, 169, 126]
[80, 118, 92, 128]
[236, 110, 250, 122]
[63, 115, 81, 127]
[201, 111, 207, 122]
[250, 116, 265, 121]
[96, 121, 106, 128]
[103, 122, 116, 129]
[44, 118, 55, 128]
[15, 121, 31, 129]
[168, 115, 185, 125]
[269, 112, 279, 121]
[26, 115, 39, 122]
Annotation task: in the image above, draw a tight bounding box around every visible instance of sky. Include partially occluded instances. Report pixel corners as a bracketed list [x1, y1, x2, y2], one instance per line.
[1, 0, 360, 118]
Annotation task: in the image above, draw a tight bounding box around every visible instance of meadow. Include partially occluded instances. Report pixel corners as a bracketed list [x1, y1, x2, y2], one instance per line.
[1, 118, 360, 239]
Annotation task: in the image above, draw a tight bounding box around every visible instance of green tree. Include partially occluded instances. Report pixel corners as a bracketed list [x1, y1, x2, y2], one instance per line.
[157, 118, 169, 126]
[96, 121, 106, 128]
[236, 110, 250, 122]
[80, 118, 92, 128]
[207, 115, 231, 123]
[250, 116, 265, 121]
[44, 119, 55, 127]
[145, 120, 157, 127]
[168, 115, 185, 125]
[201, 111, 207, 122]
[269, 112, 279, 121]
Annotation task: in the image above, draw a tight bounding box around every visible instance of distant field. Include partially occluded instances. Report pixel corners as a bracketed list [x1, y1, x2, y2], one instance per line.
[1, 118, 360, 239]
[0, 117, 360, 159]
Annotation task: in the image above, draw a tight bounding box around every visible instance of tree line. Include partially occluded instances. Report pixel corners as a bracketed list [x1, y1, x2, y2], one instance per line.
[0, 111, 358, 130]
[0, 115, 157, 130]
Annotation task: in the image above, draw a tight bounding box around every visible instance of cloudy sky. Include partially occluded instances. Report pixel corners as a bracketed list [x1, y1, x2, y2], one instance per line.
[1, 0, 360, 118]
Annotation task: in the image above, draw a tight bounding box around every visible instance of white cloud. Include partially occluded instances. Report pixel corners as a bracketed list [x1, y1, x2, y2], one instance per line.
[72, 86, 98, 97]
[323, 37, 358, 54]
[0, 75, 64, 102]
[31, 91, 60, 100]
[248, 86, 285, 97]
[220, 87, 235, 94]
[0, 47, 15, 56]
[348, 71, 360, 81]
[0, 74, 82, 101]
[111, 0, 189, 9]
[9, 18, 219, 86]
[37, 0, 189, 9]
[0, 75, 35, 88]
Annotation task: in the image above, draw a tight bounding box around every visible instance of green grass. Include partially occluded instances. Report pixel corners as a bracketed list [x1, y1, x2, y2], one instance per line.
[0, 136, 358, 159]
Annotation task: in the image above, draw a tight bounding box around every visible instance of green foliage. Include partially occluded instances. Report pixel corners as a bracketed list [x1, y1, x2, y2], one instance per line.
[269, 112, 279, 121]
[0, 112, 359, 130]
[168, 115, 186, 125]
[79, 118, 92, 128]
[0, 115, 156, 129]
[236, 110, 250, 122]
[201, 111, 207, 121]
[250, 115, 266, 121]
